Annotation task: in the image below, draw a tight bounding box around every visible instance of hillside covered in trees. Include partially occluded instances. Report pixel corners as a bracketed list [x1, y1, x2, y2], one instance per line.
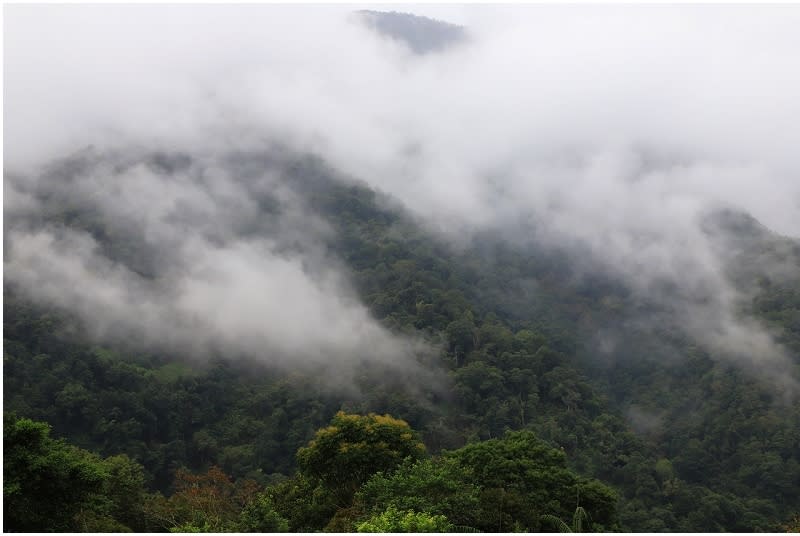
[4, 149, 800, 532]
[5, 5, 800, 533]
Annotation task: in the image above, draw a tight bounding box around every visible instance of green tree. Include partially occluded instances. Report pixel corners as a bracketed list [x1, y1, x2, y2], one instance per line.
[356, 456, 480, 528]
[100, 454, 148, 531]
[265, 473, 338, 532]
[3, 413, 149, 532]
[446, 316, 477, 365]
[448, 430, 619, 532]
[237, 493, 290, 532]
[4, 413, 109, 531]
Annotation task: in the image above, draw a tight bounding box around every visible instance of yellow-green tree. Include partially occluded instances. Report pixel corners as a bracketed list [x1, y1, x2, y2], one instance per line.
[357, 505, 454, 533]
[297, 412, 426, 505]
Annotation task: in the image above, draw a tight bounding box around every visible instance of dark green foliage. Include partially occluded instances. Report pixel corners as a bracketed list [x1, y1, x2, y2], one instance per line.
[3, 413, 146, 532]
[2, 297, 342, 492]
[447, 430, 619, 532]
[96, 454, 149, 531]
[4, 413, 106, 531]
[265, 473, 339, 532]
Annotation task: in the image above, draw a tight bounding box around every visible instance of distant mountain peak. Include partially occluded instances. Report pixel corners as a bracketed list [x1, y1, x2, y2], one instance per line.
[357, 10, 467, 54]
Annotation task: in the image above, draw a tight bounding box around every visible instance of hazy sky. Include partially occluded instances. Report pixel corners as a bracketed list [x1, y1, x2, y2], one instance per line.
[4, 4, 799, 387]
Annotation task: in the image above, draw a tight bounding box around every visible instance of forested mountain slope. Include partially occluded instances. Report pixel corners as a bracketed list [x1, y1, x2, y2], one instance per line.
[4, 148, 800, 531]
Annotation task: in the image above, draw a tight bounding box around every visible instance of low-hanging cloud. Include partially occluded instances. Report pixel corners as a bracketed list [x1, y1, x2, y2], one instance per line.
[4, 149, 432, 387]
[5, 4, 800, 387]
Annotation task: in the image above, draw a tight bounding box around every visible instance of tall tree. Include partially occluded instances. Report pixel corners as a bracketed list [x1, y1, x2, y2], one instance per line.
[296, 412, 426, 505]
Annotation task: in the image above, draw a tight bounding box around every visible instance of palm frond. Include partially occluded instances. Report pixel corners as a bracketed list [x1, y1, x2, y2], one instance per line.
[541, 514, 572, 533]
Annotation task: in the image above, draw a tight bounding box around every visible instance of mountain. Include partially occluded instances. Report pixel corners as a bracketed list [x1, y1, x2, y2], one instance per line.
[4, 146, 800, 532]
[4, 6, 800, 533]
[357, 10, 467, 54]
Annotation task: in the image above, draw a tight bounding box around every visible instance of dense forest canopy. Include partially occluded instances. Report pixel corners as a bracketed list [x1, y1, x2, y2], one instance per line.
[4, 5, 800, 533]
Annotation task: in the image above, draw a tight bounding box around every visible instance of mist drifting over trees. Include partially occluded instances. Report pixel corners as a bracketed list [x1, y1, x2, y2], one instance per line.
[4, 4, 800, 533]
